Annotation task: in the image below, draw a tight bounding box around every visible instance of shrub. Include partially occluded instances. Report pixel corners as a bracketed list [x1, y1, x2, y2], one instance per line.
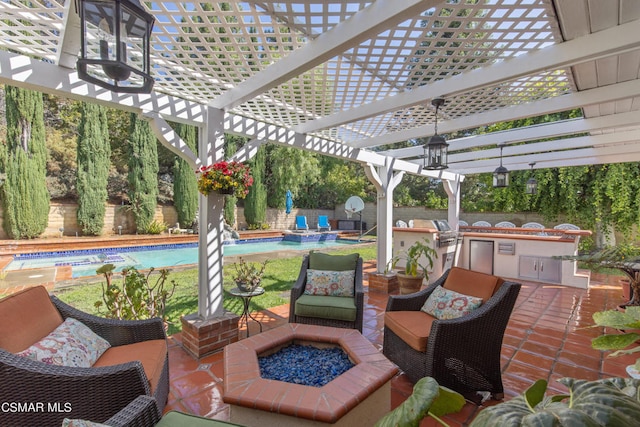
[141, 220, 168, 235]
[94, 264, 177, 324]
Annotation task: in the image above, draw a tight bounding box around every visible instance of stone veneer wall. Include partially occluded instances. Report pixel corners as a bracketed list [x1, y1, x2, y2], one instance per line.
[0, 201, 563, 239]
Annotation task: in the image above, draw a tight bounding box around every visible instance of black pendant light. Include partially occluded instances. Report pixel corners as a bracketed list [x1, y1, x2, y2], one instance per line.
[423, 98, 449, 170]
[493, 144, 509, 188]
[526, 162, 538, 194]
[77, 0, 155, 93]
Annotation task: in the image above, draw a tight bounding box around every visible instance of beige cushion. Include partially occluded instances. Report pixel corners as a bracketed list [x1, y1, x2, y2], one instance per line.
[384, 311, 437, 352]
[93, 339, 167, 394]
[0, 285, 63, 353]
[443, 267, 503, 302]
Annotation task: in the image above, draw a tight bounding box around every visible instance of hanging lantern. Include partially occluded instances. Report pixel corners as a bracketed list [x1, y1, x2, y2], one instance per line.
[526, 162, 538, 194]
[424, 98, 449, 170]
[77, 0, 155, 93]
[493, 144, 509, 188]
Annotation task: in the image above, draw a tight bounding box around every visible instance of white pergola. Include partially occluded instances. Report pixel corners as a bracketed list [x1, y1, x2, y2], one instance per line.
[0, 0, 639, 319]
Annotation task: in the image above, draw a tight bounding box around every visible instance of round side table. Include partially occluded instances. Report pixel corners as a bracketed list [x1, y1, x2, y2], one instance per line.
[229, 286, 265, 337]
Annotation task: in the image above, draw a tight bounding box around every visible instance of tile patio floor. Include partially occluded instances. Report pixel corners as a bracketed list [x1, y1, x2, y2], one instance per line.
[163, 263, 635, 426]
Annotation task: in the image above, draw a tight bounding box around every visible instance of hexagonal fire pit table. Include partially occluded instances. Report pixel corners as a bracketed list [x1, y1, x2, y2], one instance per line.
[223, 323, 398, 427]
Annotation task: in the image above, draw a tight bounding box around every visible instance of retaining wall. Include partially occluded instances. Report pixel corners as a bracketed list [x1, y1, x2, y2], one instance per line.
[0, 202, 566, 239]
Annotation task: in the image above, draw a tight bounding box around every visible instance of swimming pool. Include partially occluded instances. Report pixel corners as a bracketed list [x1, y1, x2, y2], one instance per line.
[6, 238, 362, 278]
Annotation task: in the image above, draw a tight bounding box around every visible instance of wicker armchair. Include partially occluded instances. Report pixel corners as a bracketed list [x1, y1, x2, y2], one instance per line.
[383, 268, 520, 401]
[289, 253, 364, 332]
[0, 286, 169, 426]
[99, 395, 243, 427]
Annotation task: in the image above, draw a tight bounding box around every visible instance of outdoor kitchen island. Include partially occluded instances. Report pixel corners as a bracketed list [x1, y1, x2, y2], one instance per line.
[393, 223, 592, 288]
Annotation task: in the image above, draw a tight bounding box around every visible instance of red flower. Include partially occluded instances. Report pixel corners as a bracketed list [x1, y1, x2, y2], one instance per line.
[195, 161, 253, 199]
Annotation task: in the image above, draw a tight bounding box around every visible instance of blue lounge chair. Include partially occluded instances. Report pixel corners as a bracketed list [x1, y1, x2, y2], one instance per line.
[295, 215, 309, 231]
[317, 215, 331, 231]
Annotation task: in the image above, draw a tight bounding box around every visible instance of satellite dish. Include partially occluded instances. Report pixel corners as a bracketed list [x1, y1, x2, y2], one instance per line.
[345, 196, 365, 218]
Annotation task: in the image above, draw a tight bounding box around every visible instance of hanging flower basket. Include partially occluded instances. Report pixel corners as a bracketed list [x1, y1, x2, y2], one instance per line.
[196, 161, 253, 199]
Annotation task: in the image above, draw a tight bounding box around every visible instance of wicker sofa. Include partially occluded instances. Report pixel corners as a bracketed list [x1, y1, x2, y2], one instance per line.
[383, 267, 521, 401]
[289, 252, 364, 332]
[0, 286, 169, 426]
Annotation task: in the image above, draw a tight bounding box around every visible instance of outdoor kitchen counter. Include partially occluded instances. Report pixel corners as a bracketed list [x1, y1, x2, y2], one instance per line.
[461, 228, 591, 241]
[393, 226, 592, 288]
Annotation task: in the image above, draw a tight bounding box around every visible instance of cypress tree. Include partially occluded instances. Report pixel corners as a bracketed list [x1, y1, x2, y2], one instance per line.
[127, 113, 159, 232]
[173, 123, 198, 228]
[76, 102, 110, 235]
[244, 145, 267, 227]
[1, 86, 49, 239]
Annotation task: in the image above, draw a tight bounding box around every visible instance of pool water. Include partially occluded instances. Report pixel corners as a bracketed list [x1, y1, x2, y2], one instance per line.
[6, 238, 361, 279]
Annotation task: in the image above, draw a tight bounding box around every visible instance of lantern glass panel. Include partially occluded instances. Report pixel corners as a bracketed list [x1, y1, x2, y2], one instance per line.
[82, 1, 116, 62]
[78, 0, 154, 93]
[424, 135, 448, 170]
[493, 168, 509, 188]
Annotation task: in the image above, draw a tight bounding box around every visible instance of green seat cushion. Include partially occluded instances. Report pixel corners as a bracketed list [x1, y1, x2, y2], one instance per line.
[156, 411, 244, 427]
[294, 295, 357, 322]
[308, 252, 359, 271]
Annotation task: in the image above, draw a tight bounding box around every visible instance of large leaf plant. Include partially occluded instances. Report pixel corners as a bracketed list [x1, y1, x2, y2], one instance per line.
[470, 377, 640, 426]
[375, 377, 465, 427]
[591, 306, 640, 371]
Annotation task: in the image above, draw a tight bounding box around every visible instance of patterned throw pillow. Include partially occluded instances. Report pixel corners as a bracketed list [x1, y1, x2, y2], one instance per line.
[421, 286, 483, 320]
[62, 419, 109, 427]
[16, 317, 111, 368]
[304, 269, 355, 297]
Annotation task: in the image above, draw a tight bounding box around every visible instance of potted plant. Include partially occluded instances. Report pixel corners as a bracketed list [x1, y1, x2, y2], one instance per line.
[233, 257, 268, 292]
[561, 243, 640, 306]
[390, 238, 438, 294]
[195, 161, 253, 198]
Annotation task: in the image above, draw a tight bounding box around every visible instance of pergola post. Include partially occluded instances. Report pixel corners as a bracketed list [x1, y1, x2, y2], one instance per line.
[364, 161, 404, 274]
[181, 107, 240, 358]
[197, 193, 226, 318]
[443, 177, 461, 230]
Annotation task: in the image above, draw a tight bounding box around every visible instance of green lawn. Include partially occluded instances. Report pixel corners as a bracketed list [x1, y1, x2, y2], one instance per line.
[54, 244, 376, 335]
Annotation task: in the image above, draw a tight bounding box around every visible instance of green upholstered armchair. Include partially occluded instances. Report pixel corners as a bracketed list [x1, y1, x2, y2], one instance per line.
[288, 252, 364, 332]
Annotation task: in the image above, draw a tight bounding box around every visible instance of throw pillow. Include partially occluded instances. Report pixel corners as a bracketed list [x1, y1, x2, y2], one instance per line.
[304, 269, 355, 297]
[421, 286, 483, 320]
[16, 317, 111, 368]
[62, 419, 109, 427]
[308, 252, 359, 271]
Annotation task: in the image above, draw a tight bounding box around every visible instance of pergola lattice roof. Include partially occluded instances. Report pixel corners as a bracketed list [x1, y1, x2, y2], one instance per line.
[0, 0, 639, 177]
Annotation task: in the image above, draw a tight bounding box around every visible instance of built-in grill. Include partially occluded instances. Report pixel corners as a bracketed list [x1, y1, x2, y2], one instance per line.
[432, 220, 459, 247]
[413, 219, 459, 247]
[393, 219, 464, 283]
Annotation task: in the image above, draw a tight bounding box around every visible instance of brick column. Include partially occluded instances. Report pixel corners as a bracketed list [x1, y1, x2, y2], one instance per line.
[180, 312, 240, 359]
[368, 272, 399, 294]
